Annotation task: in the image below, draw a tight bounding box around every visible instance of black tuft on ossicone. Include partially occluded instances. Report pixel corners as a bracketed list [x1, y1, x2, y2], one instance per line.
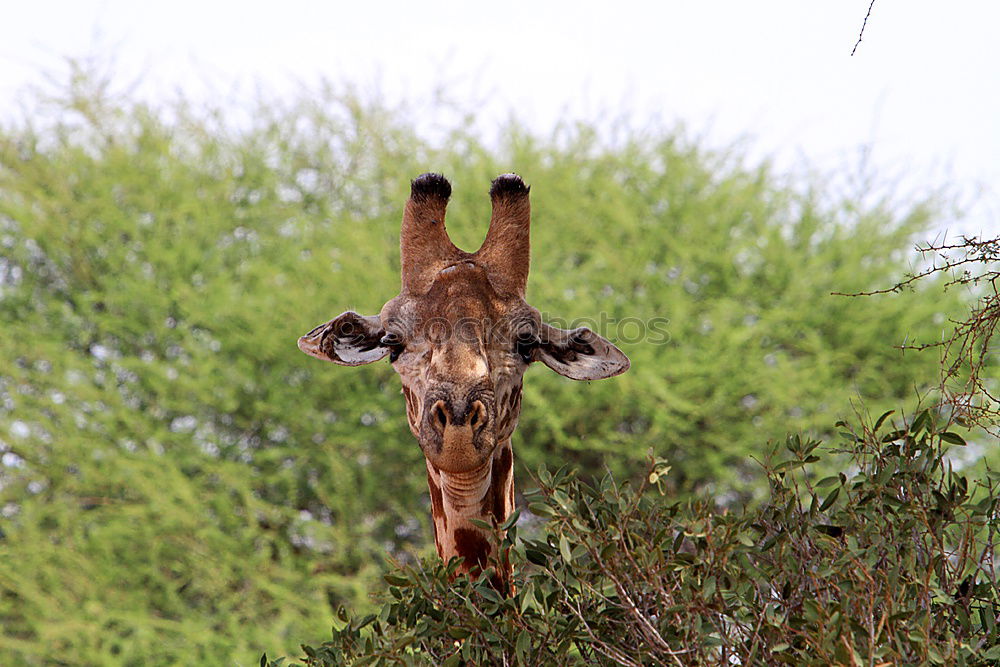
[410, 173, 452, 201]
[489, 173, 530, 199]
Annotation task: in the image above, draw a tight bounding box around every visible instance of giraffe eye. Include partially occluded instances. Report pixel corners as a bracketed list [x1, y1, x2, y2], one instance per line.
[514, 332, 538, 363]
[380, 333, 405, 362]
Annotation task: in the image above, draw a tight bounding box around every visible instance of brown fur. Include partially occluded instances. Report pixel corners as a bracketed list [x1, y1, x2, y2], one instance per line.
[452, 528, 491, 570]
[427, 472, 446, 534]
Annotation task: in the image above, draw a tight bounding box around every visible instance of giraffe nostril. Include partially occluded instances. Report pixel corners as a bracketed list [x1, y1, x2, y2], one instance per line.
[470, 400, 488, 432]
[431, 400, 449, 431]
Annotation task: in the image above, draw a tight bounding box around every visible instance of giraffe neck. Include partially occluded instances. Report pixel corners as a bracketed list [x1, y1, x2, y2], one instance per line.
[425, 439, 515, 591]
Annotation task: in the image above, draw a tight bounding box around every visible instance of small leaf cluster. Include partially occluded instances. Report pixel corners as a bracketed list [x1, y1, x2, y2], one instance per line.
[289, 411, 1000, 665]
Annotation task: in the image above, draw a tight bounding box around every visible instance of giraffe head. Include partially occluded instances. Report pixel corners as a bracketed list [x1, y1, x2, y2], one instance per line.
[298, 173, 628, 580]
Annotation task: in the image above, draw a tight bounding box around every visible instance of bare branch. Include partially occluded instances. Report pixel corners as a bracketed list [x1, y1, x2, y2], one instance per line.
[834, 234, 1000, 429]
[851, 0, 878, 56]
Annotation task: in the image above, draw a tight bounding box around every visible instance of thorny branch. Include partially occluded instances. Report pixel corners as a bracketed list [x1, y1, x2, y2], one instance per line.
[834, 234, 1000, 430]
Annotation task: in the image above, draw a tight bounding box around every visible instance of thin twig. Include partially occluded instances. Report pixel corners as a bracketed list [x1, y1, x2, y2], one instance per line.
[852, 0, 877, 56]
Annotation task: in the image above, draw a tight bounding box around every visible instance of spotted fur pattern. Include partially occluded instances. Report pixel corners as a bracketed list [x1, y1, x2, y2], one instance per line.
[298, 174, 629, 593]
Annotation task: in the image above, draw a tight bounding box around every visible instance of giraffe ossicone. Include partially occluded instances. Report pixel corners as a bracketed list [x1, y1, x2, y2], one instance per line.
[298, 173, 629, 591]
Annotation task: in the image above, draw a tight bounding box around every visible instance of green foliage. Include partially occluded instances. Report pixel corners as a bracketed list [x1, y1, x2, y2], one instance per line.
[0, 81, 429, 664]
[0, 67, 971, 663]
[295, 413, 1000, 665]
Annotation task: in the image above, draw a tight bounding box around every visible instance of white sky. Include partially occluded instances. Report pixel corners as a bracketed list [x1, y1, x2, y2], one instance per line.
[1, 0, 998, 234]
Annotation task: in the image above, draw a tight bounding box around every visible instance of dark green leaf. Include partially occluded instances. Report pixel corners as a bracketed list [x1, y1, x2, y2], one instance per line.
[939, 431, 967, 446]
[874, 410, 895, 431]
[819, 487, 840, 511]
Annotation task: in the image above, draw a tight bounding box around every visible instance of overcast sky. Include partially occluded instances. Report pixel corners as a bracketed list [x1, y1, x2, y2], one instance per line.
[1, 1, 997, 234]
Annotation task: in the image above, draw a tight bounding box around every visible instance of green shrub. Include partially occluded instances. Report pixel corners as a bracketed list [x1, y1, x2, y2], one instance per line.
[288, 411, 1000, 665]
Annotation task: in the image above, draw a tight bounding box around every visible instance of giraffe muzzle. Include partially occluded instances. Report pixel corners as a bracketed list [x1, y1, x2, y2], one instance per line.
[420, 393, 495, 472]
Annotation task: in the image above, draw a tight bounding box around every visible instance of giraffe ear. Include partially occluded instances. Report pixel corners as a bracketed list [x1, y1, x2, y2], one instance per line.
[297, 311, 390, 365]
[536, 323, 629, 380]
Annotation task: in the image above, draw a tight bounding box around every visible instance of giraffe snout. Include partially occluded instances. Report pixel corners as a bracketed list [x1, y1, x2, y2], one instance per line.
[420, 391, 496, 472]
[429, 398, 489, 432]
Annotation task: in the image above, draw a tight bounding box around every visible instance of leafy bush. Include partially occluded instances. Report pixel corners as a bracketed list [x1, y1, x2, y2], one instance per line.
[287, 411, 1000, 665]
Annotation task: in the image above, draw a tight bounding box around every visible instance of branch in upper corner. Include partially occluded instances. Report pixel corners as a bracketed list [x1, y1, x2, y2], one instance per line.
[851, 0, 877, 56]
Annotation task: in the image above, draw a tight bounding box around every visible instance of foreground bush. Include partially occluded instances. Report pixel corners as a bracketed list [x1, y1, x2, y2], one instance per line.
[281, 410, 1000, 665]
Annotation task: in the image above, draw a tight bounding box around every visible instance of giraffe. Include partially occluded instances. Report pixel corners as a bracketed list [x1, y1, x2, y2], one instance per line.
[298, 173, 629, 591]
